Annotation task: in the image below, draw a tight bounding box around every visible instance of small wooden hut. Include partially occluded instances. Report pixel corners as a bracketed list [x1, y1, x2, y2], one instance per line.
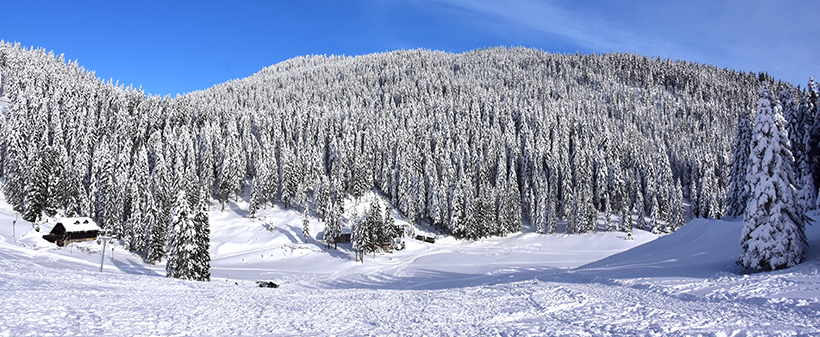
[42, 217, 101, 247]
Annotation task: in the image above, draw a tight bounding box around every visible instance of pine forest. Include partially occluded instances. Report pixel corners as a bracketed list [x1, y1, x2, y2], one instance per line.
[2, 42, 819, 275]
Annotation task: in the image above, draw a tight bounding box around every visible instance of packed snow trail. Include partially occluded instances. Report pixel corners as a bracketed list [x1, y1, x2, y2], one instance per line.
[0, 254, 817, 336]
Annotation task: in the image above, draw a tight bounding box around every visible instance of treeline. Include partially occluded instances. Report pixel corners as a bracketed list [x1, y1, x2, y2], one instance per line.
[0, 43, 800, 271]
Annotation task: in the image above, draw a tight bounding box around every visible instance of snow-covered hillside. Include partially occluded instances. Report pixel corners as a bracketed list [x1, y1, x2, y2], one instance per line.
[1, 192, 819, 335]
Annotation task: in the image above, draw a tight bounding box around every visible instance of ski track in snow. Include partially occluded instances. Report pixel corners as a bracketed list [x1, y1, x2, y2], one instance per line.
[1, 257, 817, 336]
[0, 196, 819, 335]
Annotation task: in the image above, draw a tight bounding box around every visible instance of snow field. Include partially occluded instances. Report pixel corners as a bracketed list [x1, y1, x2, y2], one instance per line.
[0, 193, 818, 335]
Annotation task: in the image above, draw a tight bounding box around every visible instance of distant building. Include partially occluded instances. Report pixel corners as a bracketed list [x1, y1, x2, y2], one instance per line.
[41, 217, 102, 247]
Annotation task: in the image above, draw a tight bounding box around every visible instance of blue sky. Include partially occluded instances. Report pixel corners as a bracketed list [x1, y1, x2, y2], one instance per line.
[2, 0, 817, 96]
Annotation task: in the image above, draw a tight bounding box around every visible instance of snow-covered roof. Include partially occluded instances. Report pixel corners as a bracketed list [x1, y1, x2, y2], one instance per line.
[55, 217, 101, 233]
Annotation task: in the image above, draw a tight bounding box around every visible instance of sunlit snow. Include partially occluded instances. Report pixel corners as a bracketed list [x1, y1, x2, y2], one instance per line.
[1, 192, 818, 335]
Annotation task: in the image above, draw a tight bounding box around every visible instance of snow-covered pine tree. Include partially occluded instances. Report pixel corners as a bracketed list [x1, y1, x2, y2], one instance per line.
[192, 195, 211, 281]
[739, 86, 810, 271]
[449, 167, 468, 238]
[726, 108, 754, 217]
[424, 155, 437, 225]
[633, 181, 645, 230]
[217, 126, 242, 210]
[619, 199, 630, 233]
[546, 167, 558, 234]
[302, 206, 310, 243]
[649, 193, 662, 234]
[667, 178, 686, 232]
[502, 167, 523, 235]
[477, 166, 496, 236]
[352, 142, 373, 201]
[461, 170, 478, 239]
[314, 176, 330, 221]
[144, 193, 165, 264]
[47, 117, 68, 215]
[800, 79, 819, 210]
[249, 177, 261, 220]
[197, 129, 216, 202]
[325, 197, 343, 249]
[2, 125, 27, 214]
[129, 145, 151, 254]
[351, 213, 365, 262]
[23, 142, 50, 222]
[604, 190, 613, 232]
[368, 199, 385, 255]
[167, 191, 199, 280]
[688, 162, 700, 218]
[128, 184, 144, 254]
[534, 173, 548, 234]
[100, 143, 124, 238]
[782, 88, 803, 173]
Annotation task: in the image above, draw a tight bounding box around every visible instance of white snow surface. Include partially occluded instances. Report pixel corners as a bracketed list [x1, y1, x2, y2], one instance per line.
[1, 193, 819, 336]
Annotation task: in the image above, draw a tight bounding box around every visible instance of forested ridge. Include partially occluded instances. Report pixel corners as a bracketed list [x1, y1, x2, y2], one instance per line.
[0, 42, 812, 274]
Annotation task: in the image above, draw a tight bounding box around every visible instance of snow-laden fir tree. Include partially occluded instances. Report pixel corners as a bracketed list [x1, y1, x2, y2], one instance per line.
[534, 173, 549, 234]
[666, 179, 685, 233]
[367, 199, 385, 256]
[500, 166, 523, 235]
[302, 206, 310, 243]
[351, 213, 366, 262]
[603, 190, 613, 232]
[799, 79, 819, 210]
[192, 196, 211, 281]
[726, 108, 754, 217]
[633, 182, 644, 231]
[144, 193, 164, 264]
[324, 197, 343, 249]
[546, 168, 559, 234]
[739, 86, 810, 271]
[249, 177, 261, 220]
[167, 191, 209, 281]
[620, 199, 631, 233]
[649, 193, 662, 234]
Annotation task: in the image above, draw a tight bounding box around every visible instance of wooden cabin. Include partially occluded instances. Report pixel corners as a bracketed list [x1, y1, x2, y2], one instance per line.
[42, 217, 101, 247]
[335, 233, 352, 244]
[318, 228, 352, 244]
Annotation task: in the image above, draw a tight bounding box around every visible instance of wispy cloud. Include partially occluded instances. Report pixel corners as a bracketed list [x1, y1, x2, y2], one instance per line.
[435, 0, 685, 54]
[435, 0, 820, 85]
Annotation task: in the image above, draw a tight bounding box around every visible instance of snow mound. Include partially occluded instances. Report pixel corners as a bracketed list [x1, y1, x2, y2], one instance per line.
[577, 217, 744, 279]
[15, 229, 56, 250]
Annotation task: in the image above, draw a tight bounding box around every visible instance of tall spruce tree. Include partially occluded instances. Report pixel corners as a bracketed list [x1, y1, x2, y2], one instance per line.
[739, 87, 810, 271]
[167, 191, 208, 281]
[192, 196, 211, 281]
[302, 206, 311, 243]
[726, 108, 754, 217]
[667, 179, 685, 232]
[801, 79, 819, 210]
[144, 193, 164, 264]
[249, 177, 261, 220]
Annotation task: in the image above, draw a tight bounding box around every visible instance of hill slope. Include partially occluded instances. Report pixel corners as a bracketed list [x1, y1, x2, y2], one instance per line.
[0, 44, 790, 257]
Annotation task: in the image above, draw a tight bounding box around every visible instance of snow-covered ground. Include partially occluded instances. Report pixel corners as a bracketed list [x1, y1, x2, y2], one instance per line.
[1, 192, 819, 336]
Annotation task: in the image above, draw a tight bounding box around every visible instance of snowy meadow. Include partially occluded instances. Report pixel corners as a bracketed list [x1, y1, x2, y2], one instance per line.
[1, 193, 819, 336]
